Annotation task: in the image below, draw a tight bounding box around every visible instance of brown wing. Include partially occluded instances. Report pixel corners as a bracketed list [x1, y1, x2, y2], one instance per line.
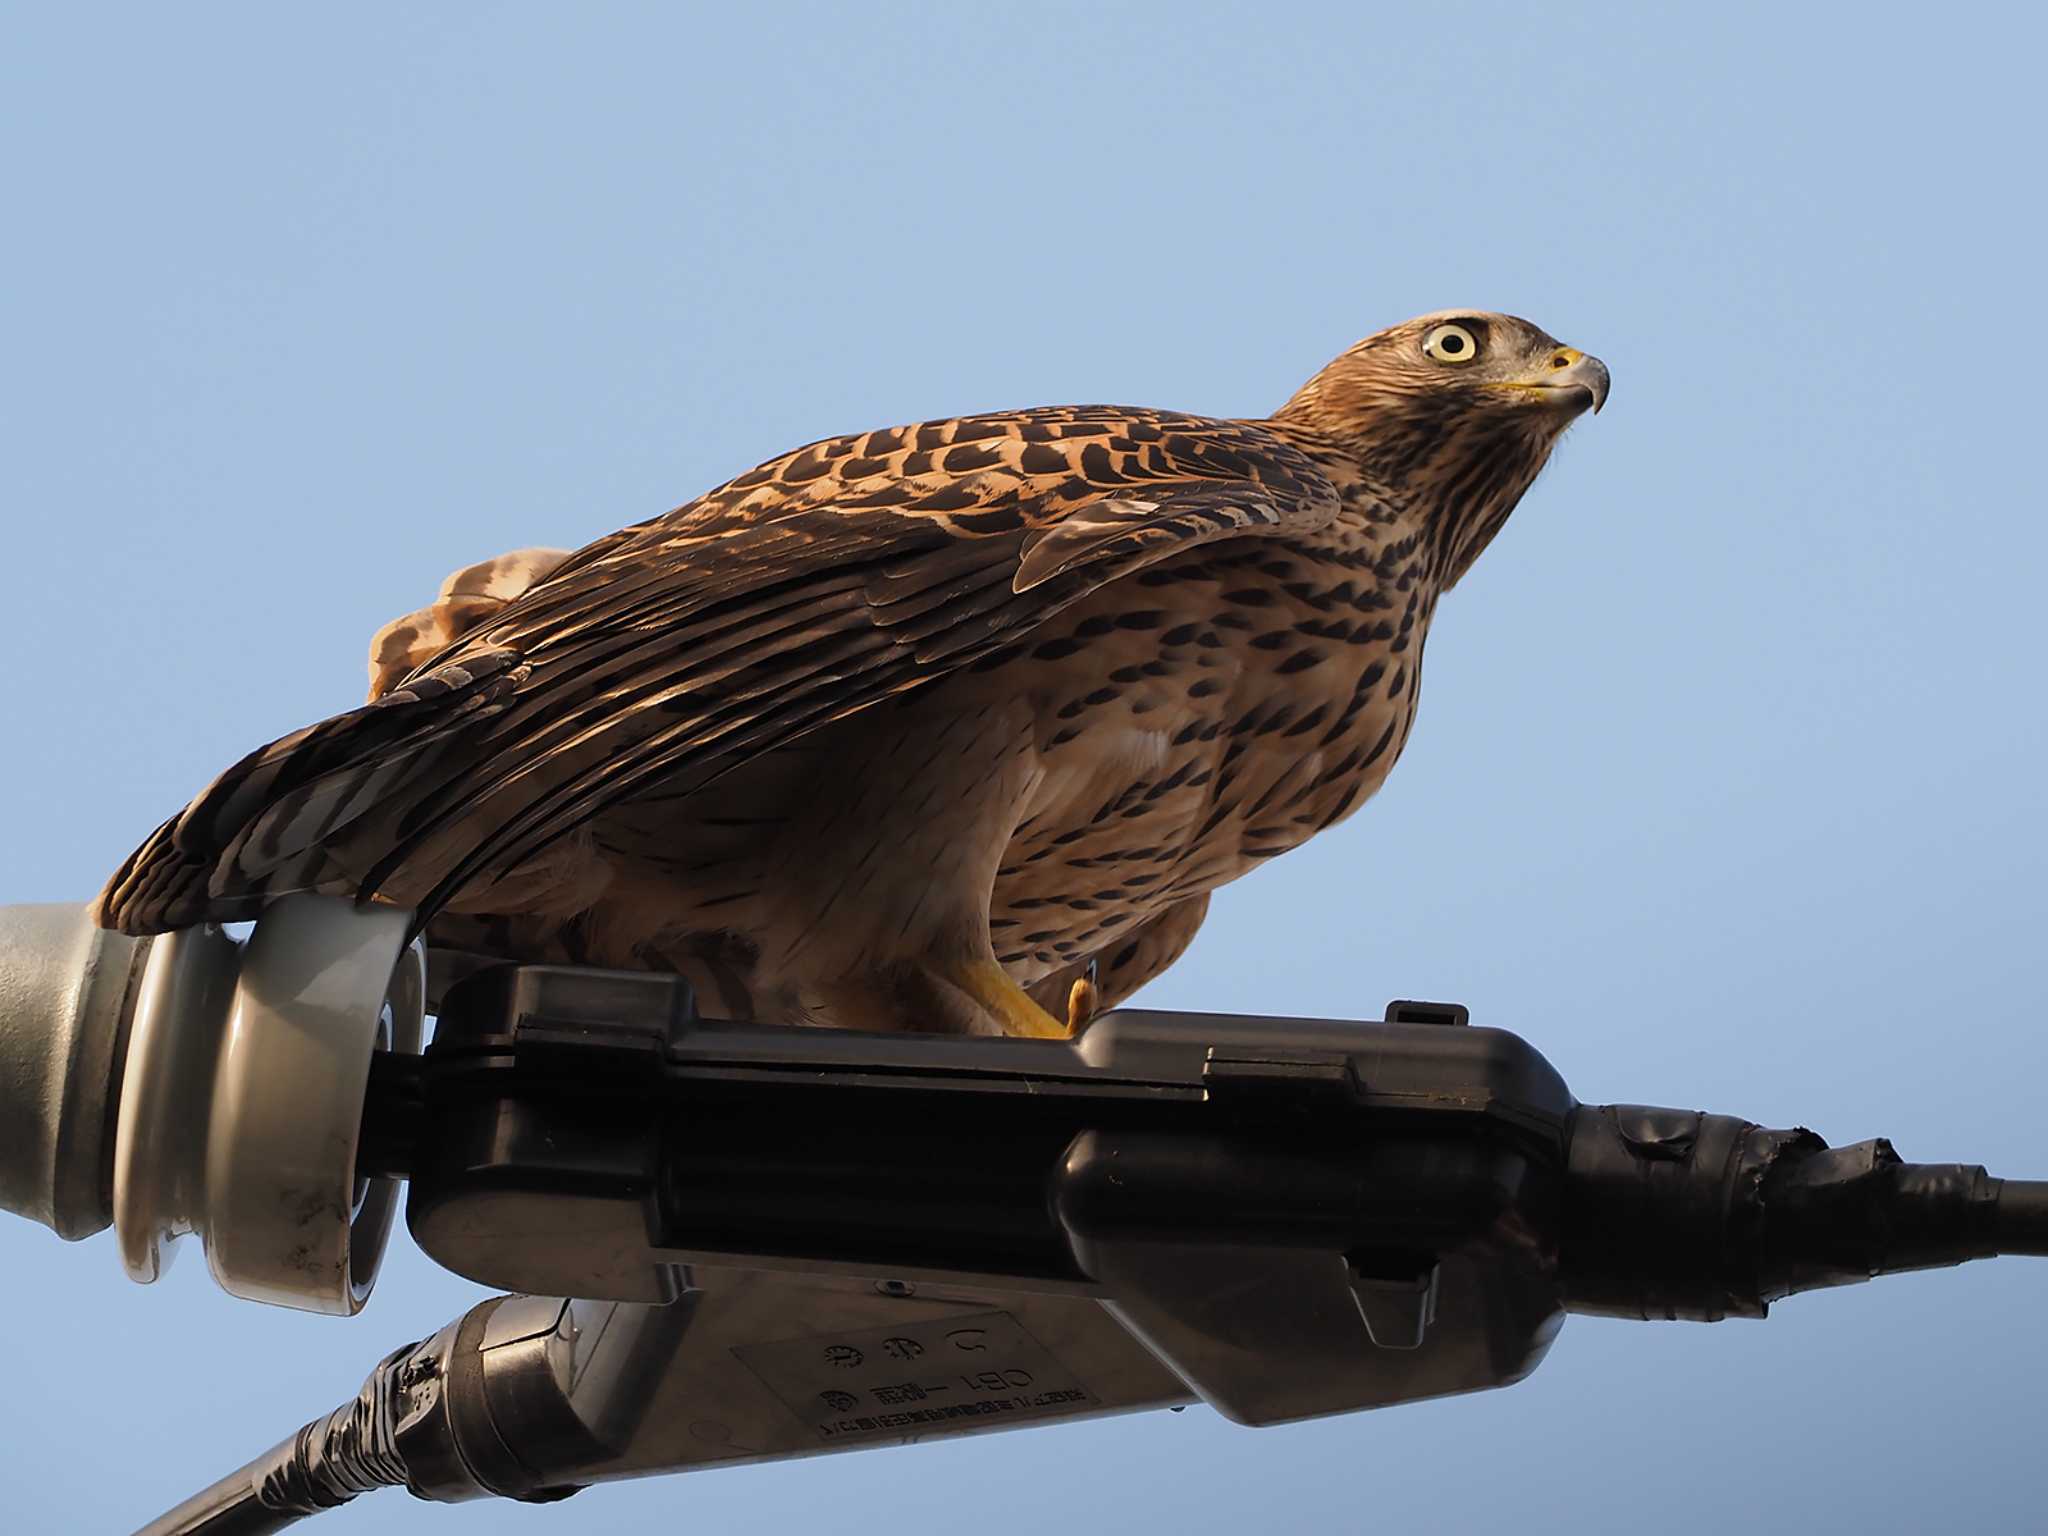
[97, 407, 1337, 935]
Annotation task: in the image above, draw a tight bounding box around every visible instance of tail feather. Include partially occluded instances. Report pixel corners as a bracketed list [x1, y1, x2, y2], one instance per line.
[93, 651, 525, 935]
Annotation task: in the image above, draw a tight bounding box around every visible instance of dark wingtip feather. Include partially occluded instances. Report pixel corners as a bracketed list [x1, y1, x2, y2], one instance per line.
[92, 816, 235, 934]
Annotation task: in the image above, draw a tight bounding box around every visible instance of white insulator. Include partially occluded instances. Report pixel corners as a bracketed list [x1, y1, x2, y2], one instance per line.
[111, 894, 424, 1314]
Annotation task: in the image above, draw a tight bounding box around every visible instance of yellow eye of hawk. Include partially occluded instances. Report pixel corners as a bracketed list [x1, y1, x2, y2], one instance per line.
[1422, 323, 1480, 363]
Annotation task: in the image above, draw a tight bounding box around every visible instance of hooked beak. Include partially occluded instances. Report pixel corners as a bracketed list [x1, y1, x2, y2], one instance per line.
[1536, 346, 1610, 415]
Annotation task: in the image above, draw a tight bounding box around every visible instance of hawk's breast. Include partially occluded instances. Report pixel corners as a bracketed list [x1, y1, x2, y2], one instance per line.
[985, 532, 1428, 981]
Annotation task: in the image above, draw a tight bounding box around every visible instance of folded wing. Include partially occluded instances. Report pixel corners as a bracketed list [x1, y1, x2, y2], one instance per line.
[96, 410, 1338, 935]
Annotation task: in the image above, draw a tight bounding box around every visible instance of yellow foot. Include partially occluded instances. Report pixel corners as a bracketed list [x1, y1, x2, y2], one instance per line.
[956, 957, 1074, 1039]
[819, 957, 1080, 1039]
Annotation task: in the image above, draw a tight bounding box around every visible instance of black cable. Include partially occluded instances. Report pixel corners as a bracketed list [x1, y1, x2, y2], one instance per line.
[130, 1444, 307, 1536]
[1992, 1178, 2048, 1255]
[132, 1343, 419, 1536]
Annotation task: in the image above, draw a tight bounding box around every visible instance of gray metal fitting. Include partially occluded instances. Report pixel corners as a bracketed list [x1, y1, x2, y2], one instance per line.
[0, 895, 423, 1313]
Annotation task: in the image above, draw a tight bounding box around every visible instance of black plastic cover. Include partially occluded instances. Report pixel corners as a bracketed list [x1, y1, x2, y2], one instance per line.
[403, 965, 1577, 1425]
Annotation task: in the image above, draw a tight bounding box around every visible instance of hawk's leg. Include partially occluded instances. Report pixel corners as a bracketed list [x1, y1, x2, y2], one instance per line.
[1022, 894, 1213, 1018]
[960, 958, 1078, 1039]
[818, 956, 1076, 1039]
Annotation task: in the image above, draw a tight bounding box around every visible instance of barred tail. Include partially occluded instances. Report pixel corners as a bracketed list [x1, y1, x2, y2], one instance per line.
[93, 651, 525, 935]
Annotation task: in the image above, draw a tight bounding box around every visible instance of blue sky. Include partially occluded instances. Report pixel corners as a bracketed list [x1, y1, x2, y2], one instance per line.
[3, 5, 2043, 1532]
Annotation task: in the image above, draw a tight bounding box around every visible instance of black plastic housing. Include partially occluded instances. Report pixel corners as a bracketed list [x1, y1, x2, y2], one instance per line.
[399, 966, 1576, 1427]
[381, 961, 2042, 1473]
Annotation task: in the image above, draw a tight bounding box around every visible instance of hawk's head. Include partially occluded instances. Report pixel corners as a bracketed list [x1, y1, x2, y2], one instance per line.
[1278, 310, 1608, 584]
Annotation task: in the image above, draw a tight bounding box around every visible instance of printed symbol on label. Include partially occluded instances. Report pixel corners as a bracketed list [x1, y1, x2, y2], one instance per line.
[881, 1336, 924, 1362]
[961, 1368, 1035, 1392]
[732, 1311, 1100, 1446]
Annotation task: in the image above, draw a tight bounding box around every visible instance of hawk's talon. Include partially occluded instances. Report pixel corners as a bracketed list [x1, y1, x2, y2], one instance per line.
[1066, 976, 1099, 1035]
